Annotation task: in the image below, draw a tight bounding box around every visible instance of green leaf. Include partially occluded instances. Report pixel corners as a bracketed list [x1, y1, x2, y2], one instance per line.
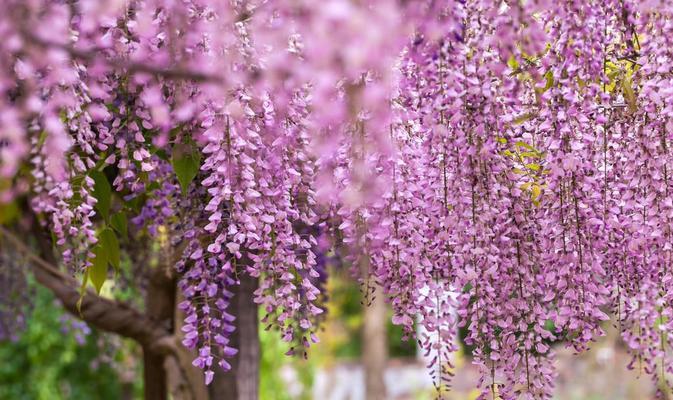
[110, 212, 128, 240]
[172, 143, 201, 195]
[99, 228, 120, 270]
[91, 171, 112, 220]
[526, 163, 541, 171]
[89, 245, 109, 294]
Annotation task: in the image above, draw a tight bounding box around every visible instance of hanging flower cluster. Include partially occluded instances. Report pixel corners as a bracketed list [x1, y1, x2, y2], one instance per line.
[4, 0, 673, 398]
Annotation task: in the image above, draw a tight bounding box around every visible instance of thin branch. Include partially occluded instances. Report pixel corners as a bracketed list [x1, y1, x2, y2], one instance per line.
[21, 30, 223, 84]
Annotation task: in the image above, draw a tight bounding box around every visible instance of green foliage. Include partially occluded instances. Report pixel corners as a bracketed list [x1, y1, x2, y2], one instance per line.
[325, 272, 363, 359]
[0, 282, 138, 400]
[259, 309, 317, 400]
[387, 310, 417, 358]
[257, 268, 421, 400]
[260, 323, 294, 400]
[321, 270, 416, 359]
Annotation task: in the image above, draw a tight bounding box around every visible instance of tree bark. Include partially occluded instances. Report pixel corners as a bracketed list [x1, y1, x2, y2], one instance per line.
[143, 264, 176, 400]
[362, 285, 388, 400]
[144, 348, 168, 400]
[208, 273, 259, 400]
[169, 291, 210, 400]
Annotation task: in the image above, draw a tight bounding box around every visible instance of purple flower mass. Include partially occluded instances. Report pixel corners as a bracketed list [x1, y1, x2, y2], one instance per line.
[2, 0, 673, 398]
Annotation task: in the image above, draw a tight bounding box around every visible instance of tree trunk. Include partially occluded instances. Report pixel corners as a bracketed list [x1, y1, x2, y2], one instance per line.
[143, 266, 176, 400]
[208, 273, 260, 400]
[362, 285, 388, 400]
[144, 349, 168, 400]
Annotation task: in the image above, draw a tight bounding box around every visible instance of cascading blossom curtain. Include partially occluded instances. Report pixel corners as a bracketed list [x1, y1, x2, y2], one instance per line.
[2, 0, 673, 398]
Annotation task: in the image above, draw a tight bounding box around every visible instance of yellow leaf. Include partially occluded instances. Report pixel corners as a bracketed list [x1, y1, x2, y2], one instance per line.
[508, 55, 519, 71]
[513, 113, 535, 125]
[515, 141, 536, 151]
[605, 79, 617, 94]
[538, 69, 554, 92]
[622, 76, 637, 113]
[520, 151, 542, 158]
[605, 61, 619, 73]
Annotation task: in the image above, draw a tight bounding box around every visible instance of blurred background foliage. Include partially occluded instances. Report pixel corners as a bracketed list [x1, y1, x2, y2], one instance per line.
[0, 278, 141, 400]
[258, 267, 417, 399]
[313, 268, 415, 361]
